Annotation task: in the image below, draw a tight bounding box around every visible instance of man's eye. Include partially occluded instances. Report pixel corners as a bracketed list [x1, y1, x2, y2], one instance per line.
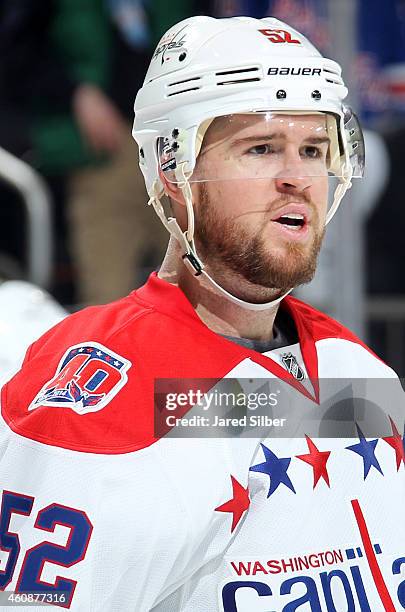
[247, 144, 274, 155]
[302, 145, 323, 158]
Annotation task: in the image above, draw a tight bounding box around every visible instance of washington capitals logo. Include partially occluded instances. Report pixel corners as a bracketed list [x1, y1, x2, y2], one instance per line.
[281, 352, 305, 381]
[153, 24, 188, 64]
[28, 342, 131, 415]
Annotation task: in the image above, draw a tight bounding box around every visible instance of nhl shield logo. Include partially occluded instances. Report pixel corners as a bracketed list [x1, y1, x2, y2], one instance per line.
[281, 352, 305, 381]
[28, 342, 131, 415]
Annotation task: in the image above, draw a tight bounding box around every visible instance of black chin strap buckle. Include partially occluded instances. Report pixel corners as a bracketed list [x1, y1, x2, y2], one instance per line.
[182, 252, 203, 276]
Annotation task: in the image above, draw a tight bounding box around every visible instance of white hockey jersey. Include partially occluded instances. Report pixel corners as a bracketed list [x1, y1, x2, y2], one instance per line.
[0, 273, 404, 611]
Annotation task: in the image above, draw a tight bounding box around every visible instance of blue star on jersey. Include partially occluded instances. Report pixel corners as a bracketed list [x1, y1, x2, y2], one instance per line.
[250, 443, 296, 498]
[346, 424, 383, 480]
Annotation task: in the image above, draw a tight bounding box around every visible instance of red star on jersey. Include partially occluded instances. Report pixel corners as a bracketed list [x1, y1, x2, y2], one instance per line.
[215, 475, 250, 533]
[383, 417, 405, 471]
[296, 435, 331, 488]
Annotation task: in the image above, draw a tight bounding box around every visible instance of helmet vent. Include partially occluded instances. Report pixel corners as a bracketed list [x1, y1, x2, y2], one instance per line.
[215, 67, 260, 76]
[168, 76, 202, 87]
[167, 86, 201, 97]
[217, 77, 261, 86]
[323, 68, 343, 86]
[166, 76, 202, 97]
[215, 66, 261, 86]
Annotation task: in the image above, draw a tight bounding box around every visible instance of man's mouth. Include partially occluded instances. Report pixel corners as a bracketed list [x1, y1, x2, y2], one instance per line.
[269, 203, 311, 238]
[273, 213, 305, 230]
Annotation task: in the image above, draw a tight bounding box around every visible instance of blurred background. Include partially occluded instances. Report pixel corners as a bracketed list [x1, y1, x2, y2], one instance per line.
[0, 0, 404, 380]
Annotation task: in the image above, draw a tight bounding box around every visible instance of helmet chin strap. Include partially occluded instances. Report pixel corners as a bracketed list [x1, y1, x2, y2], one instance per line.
[148, 163, 352, 311]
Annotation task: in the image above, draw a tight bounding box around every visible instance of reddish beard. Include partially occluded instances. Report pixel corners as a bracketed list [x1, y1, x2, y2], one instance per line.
[194, 183, 325, 293]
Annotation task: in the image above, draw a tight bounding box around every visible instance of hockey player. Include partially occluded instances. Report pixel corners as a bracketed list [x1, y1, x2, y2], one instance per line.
[0, 16, 404, 612]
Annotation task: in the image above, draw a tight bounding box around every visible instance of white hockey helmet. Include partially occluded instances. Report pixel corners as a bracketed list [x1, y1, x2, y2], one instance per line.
[132, 16, 364, 310]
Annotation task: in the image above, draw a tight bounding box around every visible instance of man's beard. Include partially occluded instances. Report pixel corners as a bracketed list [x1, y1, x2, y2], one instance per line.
[194, 184, 325, 294]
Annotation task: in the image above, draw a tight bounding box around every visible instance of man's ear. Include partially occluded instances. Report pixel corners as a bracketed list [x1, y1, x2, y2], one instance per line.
[158, 169, 186, 207]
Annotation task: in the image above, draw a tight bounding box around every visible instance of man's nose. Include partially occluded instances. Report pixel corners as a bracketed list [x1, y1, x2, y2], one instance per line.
[274, 173, 314, 193]
[273, 153, 314, 193]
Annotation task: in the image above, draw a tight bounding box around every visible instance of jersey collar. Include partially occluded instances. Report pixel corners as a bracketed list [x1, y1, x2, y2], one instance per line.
[134, 272, 320, 403]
